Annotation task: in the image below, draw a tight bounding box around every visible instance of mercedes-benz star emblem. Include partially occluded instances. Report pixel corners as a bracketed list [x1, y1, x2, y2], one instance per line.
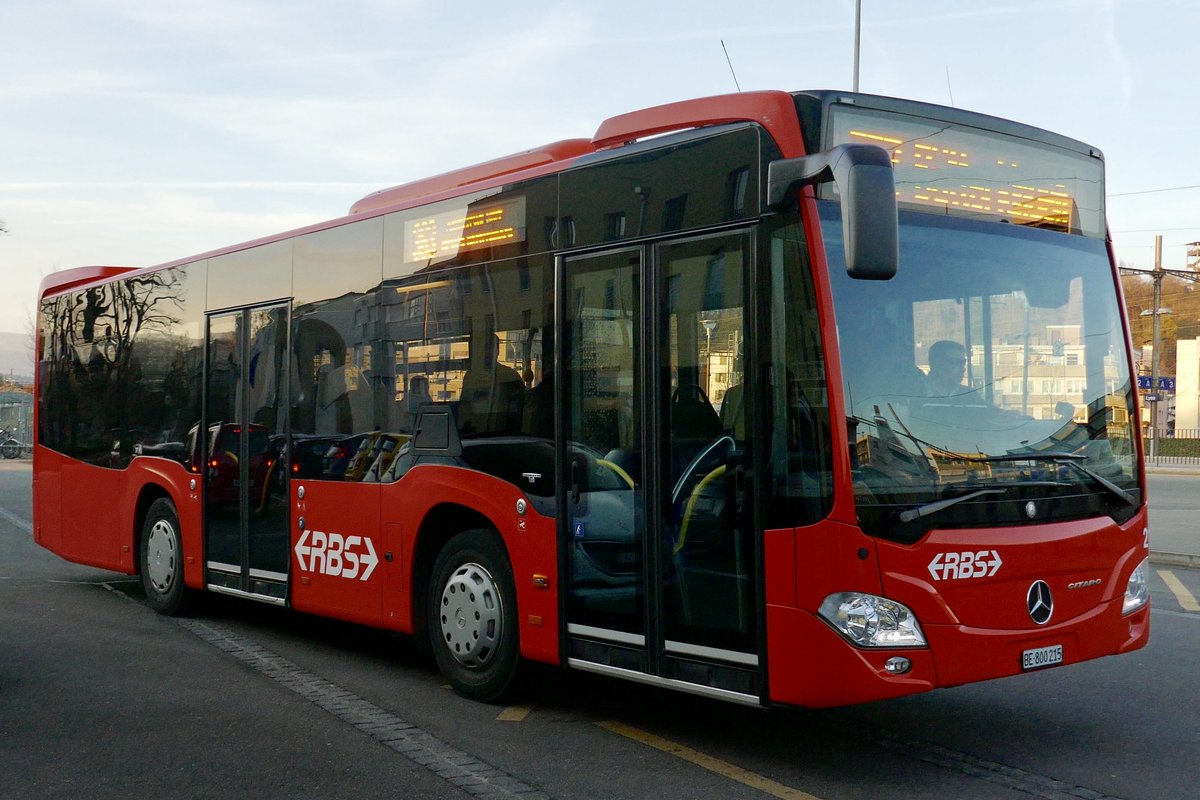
[1027, 580, 1054, 625]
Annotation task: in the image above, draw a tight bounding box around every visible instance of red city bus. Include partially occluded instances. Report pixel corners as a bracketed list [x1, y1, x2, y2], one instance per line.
[33, 90, 1150, 707]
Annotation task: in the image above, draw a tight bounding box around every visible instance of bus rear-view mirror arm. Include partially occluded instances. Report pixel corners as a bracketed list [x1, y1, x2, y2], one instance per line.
[767, 143, 899, 281]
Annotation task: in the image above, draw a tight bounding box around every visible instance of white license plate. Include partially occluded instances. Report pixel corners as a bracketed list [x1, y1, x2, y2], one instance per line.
[1021, 644, 1063, 670]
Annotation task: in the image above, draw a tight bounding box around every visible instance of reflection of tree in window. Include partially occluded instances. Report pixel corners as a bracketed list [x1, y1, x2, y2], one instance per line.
[42, 268, 190, 465]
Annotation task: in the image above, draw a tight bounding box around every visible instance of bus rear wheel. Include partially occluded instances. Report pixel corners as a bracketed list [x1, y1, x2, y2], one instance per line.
[427, 529, 519, 703]
[140, 497, 189, 615]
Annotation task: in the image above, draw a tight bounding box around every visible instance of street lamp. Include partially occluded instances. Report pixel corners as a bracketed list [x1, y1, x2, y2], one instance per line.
[702, 320, 717, 395]
[853, 0, 862, 91]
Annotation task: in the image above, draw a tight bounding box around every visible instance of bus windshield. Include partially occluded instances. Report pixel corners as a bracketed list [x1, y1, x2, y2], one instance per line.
[822, 203, 1139, 541]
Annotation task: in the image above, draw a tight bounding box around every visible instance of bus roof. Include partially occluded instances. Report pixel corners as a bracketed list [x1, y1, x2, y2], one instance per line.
[38, 266, 140, 301]
[348, 90, 806, 218]
[40, 88, 1096, 302]
[792, 89, 1103, 160]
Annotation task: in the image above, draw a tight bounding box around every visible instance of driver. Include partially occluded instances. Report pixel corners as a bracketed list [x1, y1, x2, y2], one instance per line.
[925, 340, 984, 401]
[922, 340, 1025, 425]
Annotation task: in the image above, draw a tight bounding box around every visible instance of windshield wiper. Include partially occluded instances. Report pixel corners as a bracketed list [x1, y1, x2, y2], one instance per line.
[959, 452, 1137, 508]
[1055, 458, 1137, 507]
[898, 488, 1007, 523]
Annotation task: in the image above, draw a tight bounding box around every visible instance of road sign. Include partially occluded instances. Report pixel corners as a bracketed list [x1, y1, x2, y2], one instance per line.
[1138, 376, 1175, 391]
[1146, 393, 1162, 402]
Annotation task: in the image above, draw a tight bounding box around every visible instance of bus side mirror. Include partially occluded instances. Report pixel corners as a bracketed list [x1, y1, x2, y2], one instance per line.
[767, 144, 899, 281]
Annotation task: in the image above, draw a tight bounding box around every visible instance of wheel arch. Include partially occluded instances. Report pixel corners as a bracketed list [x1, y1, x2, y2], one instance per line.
[131, 482, 175, 577]
[409, 502, 507, 642]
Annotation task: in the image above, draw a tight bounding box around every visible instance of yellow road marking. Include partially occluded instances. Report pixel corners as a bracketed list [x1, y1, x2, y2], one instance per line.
[496, 704, 533, 722]
[1157, 569, 1200, 612]
[597, 720, 823, 800]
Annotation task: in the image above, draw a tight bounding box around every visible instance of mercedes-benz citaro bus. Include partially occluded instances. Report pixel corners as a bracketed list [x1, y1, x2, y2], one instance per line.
[34, 89, 1149, 708]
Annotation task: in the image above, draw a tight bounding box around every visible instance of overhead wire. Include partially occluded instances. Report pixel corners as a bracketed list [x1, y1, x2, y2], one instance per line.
[1109, 184, 1200, 197]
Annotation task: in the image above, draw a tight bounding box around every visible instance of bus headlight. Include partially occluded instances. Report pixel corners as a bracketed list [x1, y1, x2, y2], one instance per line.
[818, 592, 927, 648]
[1122, 558, 1149, 615]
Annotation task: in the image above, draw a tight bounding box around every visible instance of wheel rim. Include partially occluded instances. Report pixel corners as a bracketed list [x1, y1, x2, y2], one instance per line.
[438, 562, 503, 668]
[146, 519, 178, 595]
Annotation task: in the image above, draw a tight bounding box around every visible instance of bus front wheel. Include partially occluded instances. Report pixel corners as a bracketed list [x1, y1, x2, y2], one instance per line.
[427, 529, 520, 703]
[140, 497, 189, 616]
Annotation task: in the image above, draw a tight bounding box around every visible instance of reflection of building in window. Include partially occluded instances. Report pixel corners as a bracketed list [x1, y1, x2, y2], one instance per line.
[392, 338, 469, 405]
[916, 333, 1127, 425]
[697, 312, 741, 414]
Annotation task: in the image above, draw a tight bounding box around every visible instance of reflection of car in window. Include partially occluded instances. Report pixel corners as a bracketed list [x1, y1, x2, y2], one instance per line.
[187, 422, 272, 508]
[283, 434, 342, 481]
[321, 433, 371, 479]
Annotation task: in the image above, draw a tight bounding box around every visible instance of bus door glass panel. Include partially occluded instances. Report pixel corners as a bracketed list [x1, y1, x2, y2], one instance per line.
[659, 233, 756, 660]
[563, 249, 644, 649]
[204, 313, 241, 576]
[203, 306, 290, 598]
[246, 306, 289, 591]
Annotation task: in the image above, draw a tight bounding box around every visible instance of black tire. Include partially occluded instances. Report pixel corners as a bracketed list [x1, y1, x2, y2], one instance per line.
[0, 439, 18, 459]
[140, 497, 190, 615]
[427, 529, 520, 703]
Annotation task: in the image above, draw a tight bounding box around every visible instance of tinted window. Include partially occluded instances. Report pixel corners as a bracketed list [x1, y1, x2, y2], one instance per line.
[208, 240, 291, 312]
[289, 206, 554, 482]
[291, 223, 383, 457]
[764, 219, 834, 526]
[293, 217, 383, 308]
[37, 262, 206, 468]
[561, 125, 766, 248]
[382, 257, 553, 444]
[382, 176, 557, 281]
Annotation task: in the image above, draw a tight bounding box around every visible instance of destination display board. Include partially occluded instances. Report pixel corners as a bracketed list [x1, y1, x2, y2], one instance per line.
[404, 196, 526, 265]
[827, 105, 1104, 238]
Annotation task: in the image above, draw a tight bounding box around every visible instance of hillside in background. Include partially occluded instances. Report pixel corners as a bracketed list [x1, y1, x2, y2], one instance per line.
[0, 331, 34, 383]
[1122, 272, 1200, 377]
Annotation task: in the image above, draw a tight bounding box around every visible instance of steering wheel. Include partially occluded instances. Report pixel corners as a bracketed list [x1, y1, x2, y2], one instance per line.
[671, 434, 735, 506]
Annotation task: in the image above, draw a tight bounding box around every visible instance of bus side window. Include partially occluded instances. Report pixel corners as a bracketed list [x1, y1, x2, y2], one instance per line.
[767, 221, 834, 526]
[457, 332, 525, 437]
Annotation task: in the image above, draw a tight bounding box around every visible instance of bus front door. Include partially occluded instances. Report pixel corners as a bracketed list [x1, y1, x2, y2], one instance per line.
[203, 305, 291, 603]
[562, 232, 760, 703]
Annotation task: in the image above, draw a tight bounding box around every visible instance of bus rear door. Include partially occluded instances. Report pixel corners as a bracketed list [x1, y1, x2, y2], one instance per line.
[203, 305, 291, 603]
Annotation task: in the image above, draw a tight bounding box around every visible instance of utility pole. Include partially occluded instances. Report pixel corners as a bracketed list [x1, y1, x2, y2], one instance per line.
[1150, 235, 1163, 458]
[1119, 235, 1200, 456]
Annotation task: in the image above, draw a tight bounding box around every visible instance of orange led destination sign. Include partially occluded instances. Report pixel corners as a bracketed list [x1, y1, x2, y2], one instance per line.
[828, 105, 1104, 237]
[405, 196, 527, 264]
[848, 127, 1073, 230]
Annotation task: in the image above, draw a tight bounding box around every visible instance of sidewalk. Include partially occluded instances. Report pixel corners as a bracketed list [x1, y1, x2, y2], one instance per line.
[1144, 464, 1200, 568]
[1145, 463, 1200, 476]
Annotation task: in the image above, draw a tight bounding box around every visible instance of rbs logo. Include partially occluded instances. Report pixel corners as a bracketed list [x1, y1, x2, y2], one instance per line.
[294, 530, 379, 581]
[927, 549, 1003, 582]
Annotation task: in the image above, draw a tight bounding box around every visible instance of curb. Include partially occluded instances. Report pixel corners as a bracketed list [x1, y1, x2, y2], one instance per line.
[1149, 550, 1200, 570]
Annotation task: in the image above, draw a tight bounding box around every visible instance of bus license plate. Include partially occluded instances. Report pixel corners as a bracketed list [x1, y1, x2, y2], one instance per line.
[1021, 644, 1063, 670]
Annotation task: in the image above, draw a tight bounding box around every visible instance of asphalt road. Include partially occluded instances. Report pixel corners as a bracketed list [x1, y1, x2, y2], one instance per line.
[1146, 471, 1200, 559]
[2, 459, 1197, 800]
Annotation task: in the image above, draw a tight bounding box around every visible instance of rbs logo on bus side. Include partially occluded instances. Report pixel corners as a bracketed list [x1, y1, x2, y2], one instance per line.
[927, 549, 1003, 582]
[294, 530, 379, 581]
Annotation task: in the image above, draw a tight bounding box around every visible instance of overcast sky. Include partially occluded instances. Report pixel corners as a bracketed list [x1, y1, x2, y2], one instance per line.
[1, 0, 1195, 335]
